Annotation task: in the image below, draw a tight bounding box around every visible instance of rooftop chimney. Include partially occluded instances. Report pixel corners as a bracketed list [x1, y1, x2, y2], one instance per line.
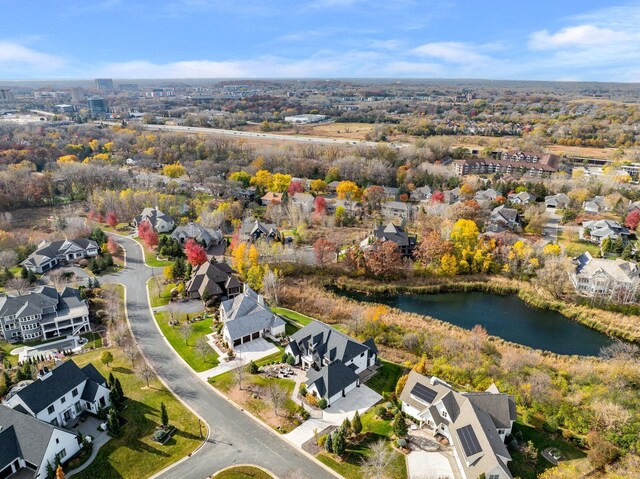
[38, 367, 53, 381]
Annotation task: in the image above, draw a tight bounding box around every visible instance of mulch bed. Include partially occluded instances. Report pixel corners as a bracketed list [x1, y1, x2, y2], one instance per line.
[301, 425, 337, 455]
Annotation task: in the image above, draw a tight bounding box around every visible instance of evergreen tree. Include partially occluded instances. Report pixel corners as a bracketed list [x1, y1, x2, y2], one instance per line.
[351, 410, 362, 435]
[107, 407, 121, 436]
[108, 372, 115, 388]
[160, 402, 169, 427]
[324, 432, 333, 452]
[332, 429, 346, 456]
[393, 412, 407, 437]
[115, 378, 124, 401]
[341, 417, 351, 435]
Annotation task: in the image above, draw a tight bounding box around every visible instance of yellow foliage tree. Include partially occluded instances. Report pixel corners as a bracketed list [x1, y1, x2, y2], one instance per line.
[440, 253, 458, 276]
[57, 154, 78, 163]
[163, 266, 174, 281]
[270, 173, 292, 193]
[251, 170, 273, 190]
[310, 179, 327, 193]
[413, 355, 429, 375]
[248, 244, 260, 267]
[162, 163, 185, 178]
[449, 219, 479, 252]
[336, 181, 362, 201]
[103, 141, 113, 152]
[543, 243, 562, 256]
[395, 373, 409, 398]
[233, 243, 247, 276]
[365, 305, 388, 322]
[246, 264, 265, 290]
[89, 139, 100, 152]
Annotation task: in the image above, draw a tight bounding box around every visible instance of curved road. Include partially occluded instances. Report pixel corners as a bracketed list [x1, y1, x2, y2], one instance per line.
[106, 235, 336, 479]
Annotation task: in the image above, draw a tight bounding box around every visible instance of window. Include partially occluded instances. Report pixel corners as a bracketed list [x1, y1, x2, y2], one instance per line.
[58, 449, 67, 459]
[56, 438, 59, 444]
[60, 397, 66, 404]
[488, 475, 500, 479]
[72, 388, 78, 397]
[48, 405, 55, 414]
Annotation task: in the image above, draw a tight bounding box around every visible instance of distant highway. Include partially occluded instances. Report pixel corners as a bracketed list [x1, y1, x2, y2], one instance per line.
[105, 121, 387, 147]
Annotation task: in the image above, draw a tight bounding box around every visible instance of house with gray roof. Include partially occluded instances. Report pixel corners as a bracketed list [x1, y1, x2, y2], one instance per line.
[290, 192, 315, 213]
[285, 322, 377, 406]
[239, 219, 281, 243]
[0, 286, 90, 343]
[474, 188, 499, 202]
[133, 206, 175, 233]
[185, 261, 241, 303]
[361, 222, 416, 257]
[3, 359, 111, 431]
[381, 201, 414, 221]
[0, 405, 82, 479]
[22, 238, 99, 273]
[545, 193, 570, 209]
[400, 371, 516, 479]
[219, 285, 285, 349]
[488, 206, 521, 233]
[582, 196, 607, 214]
[410, 186, 432, 202]
[571, 252, 639, 303]
[507, 191, 536, 205]
[580, 219, 630, 245]
[171, 222, 222, 250]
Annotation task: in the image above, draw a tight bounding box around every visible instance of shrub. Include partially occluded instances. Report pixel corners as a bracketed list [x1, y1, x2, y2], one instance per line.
[397, 438, 407, 447]
[286, 354, 295, 366]
[318, 398, 328, 409]
[299, 385, 307, 397]
[318, 434, 327, 448]
[376, 405, 387, 418]
[248, 360, 259, 374]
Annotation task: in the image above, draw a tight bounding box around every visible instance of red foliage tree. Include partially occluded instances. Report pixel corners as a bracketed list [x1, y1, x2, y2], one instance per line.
[431, 190, 445, 203]
[106, 211, 118, 228]
[138, 220, 158, 247]
[106, 237, 119, 255]
[145, 230, 158, 247]
[185, 239, 207, 267]
[399, 193, 409, 202]
[313, 238, 337, 267]
[364, 240, 402, 278]
[314, 196, 327, 214]
[625, 210, 640, 230]
[288, 180, 304, 195]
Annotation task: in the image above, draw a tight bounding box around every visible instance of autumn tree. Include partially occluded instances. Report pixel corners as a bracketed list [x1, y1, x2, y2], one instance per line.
[449, 219, 479, 252]
[162, 163, 185, 178]
[106, 237, 119, 255]
[270, 173, 292, 193]
[625, 210, 640, 230]
[364, 240, 402, 278]
[229, 171, 251, 187]
[362, 185, 386, 212]
[314, 196, 327, 214]
[314, 238, 337, 267]
[310, 179, 326, 193]
[336, 180, 362, 201]
[106, 211, 118, 227]
[185, 239, 207, 267]
[533, 256, 572, 299]
[288, 180, 303, 195]
[416, 230, 452, 268]
[251, 170, 273, 191]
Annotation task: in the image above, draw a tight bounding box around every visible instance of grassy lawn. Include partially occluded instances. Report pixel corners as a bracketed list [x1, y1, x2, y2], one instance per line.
[271, 307, 314, 326]
[81, 332, 103, 350]
[317, 436, 407, 479]
[561, 240, 601, 257]
[212, 466, 273, 479]
[154, 311, 219, 372]
[134, 237, 174, 267]
[148, 278, 175, 308]
[366, 360, 405, 396]
[72, 347, 203, 479]
[509, 421, 589, 479]
[360, 407, 394, 437]
[0, 341, 21, 366]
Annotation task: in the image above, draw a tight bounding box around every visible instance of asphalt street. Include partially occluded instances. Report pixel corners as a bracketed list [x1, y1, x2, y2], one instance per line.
[105, 235, 337, 479]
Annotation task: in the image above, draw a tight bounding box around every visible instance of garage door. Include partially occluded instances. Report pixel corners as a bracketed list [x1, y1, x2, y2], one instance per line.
[252, 331, 259, 340]
[242, 335, 251, 343]
[233, 339, 241, 346]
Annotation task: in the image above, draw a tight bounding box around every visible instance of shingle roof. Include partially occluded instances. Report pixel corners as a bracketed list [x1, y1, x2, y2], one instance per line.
[372, 223, 412, 247]
[0, 405, 57, 470]
[12, 360, 90, 415]
[221, 287, 284, 341]
[0, 425, 20, 470]
[171, 222, 222, 247]
[306, 361, 359, 398]
[289, 322, 372, 365]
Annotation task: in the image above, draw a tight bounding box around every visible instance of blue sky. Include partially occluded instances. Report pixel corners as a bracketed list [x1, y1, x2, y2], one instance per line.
[2, 0, 640, 81]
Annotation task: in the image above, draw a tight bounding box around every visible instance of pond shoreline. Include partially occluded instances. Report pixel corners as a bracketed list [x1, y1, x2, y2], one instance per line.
[327, 276, 640, 344]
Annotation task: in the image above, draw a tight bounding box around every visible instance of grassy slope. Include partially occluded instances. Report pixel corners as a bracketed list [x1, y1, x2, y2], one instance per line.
[72, 348, 203, 479]
[212, 466, 273, 479]
[153, 311, 219, 372]
[147, 278, 175, 308]
[271, 307, 313, 326]
[366, 360, 405, 396]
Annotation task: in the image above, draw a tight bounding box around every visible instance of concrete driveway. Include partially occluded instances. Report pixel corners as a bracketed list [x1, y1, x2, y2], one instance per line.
[285, 385, 381, 447]
[407, 451, 457, 479]
[197, 338, 280, 380]
[108, 235, 337, 479]
[154, 299, 205, 315]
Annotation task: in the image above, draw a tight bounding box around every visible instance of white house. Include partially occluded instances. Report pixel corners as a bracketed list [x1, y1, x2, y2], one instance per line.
[571, 252, 639, 304]
[400, 371, 516, 479]
[22, 239, 99, 274]
[0, 405, 82, 479]
[3, 360, 111, 428]
[219, 285, 285, 349]
[285, 322, 377, 406]
[507, 191, 536, 205]
[134, 206, 175, 233]
[580, 219, 631, 245]
[0, 286, 91, 342]
[545, 193, 570, 209]
[381, 201, 414, 221]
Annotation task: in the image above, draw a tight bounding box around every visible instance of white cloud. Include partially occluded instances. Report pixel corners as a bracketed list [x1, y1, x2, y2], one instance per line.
[529, 25, 636, 50]
[411, 42, 493, 65]
[0, 41, 66, 74]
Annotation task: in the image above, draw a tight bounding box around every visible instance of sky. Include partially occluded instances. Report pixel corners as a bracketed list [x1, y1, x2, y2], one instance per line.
[1, 0, 640, 81]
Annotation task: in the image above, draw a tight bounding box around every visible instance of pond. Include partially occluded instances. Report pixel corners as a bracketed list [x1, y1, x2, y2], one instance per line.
[339, 290, 616, 356]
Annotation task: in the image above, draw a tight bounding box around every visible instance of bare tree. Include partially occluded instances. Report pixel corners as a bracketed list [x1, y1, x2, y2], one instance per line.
[0, 250, 18, 269]
[533, 256, 573, 299]
[361, 440, 393, 479]
[137, 361, 155, 388]
[123, 344, 140, 368]
[6, 277, 31, 295]
[179, 321, 192, 346]
[262, 268, 280, 306]
[165, 302, 179, 324]
[194, 336, 212, 360]
[267, 383, 288, 417]
[47, 269, 66, 290]
[232, 359, 245, 390]
[599, 339, 640, 361]
[110, 324, 129, 348]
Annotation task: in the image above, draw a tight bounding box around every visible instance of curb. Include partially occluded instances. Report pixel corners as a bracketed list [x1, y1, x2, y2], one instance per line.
[210, 464, 277, 478]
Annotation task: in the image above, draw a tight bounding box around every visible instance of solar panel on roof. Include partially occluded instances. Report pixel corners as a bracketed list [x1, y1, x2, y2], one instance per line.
[411, 382, 437, 404]
[458, 424, 482, 457]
